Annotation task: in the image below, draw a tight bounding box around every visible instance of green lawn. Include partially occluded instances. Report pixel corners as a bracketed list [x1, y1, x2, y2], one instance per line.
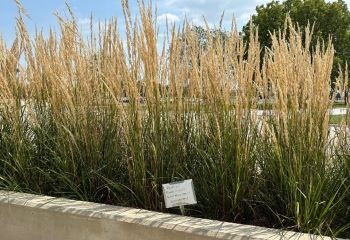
[333, 102, 347, 108]
[329, 114, 348, 124]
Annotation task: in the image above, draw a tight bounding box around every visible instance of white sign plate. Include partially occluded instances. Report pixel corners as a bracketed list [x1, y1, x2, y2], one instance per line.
[162, 179, 197, 208]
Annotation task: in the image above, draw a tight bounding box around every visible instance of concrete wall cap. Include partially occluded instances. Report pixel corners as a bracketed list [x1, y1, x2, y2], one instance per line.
[0, 190, 344, 240]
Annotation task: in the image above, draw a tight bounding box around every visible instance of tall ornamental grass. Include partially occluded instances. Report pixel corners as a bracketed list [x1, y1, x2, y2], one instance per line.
[0, 1, 348, 237]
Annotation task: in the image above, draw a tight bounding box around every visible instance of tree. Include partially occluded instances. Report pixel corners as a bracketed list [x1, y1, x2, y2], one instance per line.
[184, 25, 229, 49]
[176, 25, 229, 69]
[243, 0, 350, 81]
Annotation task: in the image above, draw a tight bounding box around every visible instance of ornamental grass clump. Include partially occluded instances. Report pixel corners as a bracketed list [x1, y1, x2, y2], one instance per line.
[0, 1, 348, 237]
[256, 20, 349, 235]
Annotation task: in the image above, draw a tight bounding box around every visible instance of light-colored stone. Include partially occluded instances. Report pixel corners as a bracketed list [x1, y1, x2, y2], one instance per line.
[0, 191, 343, 240]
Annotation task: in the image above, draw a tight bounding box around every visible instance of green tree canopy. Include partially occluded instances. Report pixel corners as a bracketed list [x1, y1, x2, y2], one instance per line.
[243, 0, 350, 80]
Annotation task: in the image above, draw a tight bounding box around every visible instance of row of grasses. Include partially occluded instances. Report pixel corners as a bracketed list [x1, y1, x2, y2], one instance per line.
[0, 1, 349, 237]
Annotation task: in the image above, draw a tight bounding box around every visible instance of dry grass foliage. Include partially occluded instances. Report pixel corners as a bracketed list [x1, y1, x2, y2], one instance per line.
[0, 1, 349, 237]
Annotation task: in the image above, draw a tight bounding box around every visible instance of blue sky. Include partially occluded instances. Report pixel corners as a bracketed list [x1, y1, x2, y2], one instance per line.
[0, 0, 349, 46]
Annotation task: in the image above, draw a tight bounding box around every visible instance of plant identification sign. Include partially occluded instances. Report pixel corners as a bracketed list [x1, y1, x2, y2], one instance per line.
[162, 179, 197, 208]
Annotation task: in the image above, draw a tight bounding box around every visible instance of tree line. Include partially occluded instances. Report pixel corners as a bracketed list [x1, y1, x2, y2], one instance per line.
[189, 0, 350, 84]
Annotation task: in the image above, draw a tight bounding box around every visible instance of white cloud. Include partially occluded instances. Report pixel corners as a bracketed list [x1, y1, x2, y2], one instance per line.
[237, 12, 253, 23]
[156, 0, 350, 30]
[78, 18, 91, 25]
[156, 0, 271, 30]
[78, 17, 95, 32]
[157, 13, 180, 24]
[78, 17, 101, 37]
